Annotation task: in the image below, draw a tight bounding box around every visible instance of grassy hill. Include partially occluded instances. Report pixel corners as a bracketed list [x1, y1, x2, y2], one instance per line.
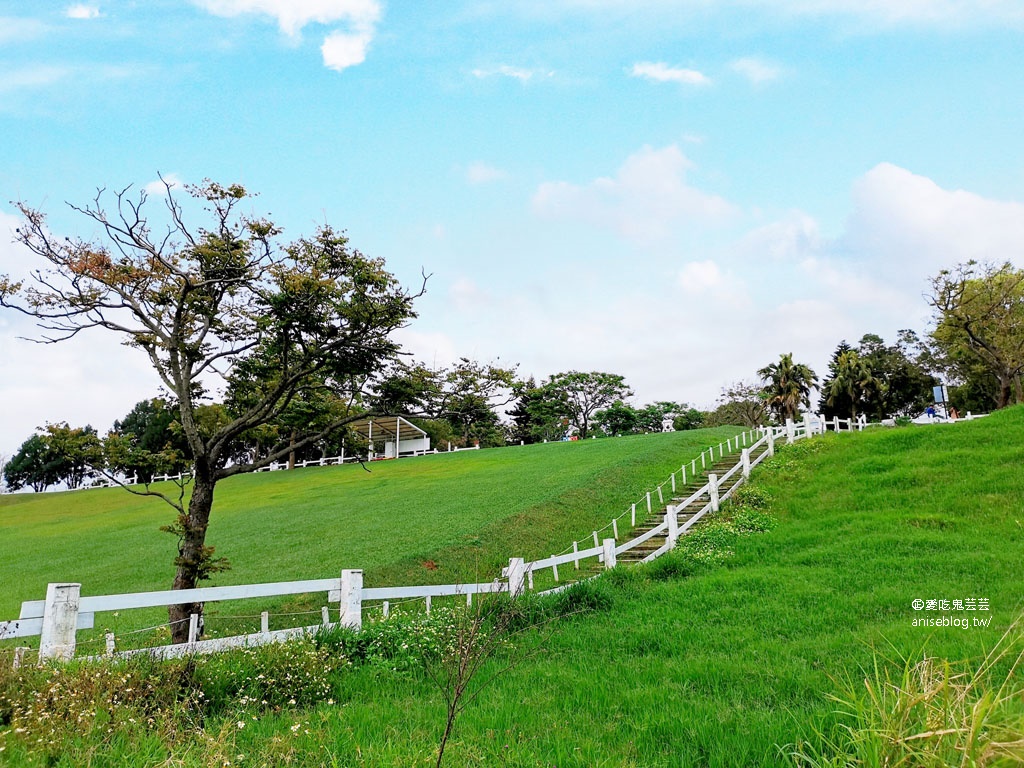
[2, 411, 1022, 766]
[0, 426, 743, 621]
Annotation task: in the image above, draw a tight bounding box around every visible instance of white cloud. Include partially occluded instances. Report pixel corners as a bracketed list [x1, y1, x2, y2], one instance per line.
[471, 65, 550, 82]
[841, 162, 1024, 283]
[631, 61, 710, 86]
[321, 27, 373, 70]
[739, 211, 822, 261]
[143, 173, 184, 195]
[532, 144, 735, 242]
[193, 0, 380, 36]
[465, 162, 508, 185]
[65, 4, 100, 19]
[519, 0, 1024, 27]
[193, 0, 381, 71]
[730, 56, 781, 83]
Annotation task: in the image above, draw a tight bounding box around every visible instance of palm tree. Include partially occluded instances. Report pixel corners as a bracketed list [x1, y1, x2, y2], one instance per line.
[826, 350, 882, 419]
[758, 353, 818, 423]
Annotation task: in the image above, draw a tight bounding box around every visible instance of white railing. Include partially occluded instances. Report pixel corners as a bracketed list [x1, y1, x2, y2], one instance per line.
[1, 572, 509, 663]
[3, 417, 828, 665]
[525, 420, 804, 582]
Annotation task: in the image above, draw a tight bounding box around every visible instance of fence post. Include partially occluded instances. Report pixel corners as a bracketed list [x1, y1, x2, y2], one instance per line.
[260, 612, 270, 636]
[671, 473, 676, 493]
[572, 540, 580, 570]
[767, 428, 775, 457]
[104, 632, 115, 657]
[646, 492, 652, 513]
[612, 518, 619, 539]
[803, 412, 812, 438]
[631, 503, 636, 526]
[657, 486, 664, 504]
[322, 606, 331, 625]
[666, 505, 679, 549]
[742, 448, 751, 479]
[13, 647, 28, 669]
[39, 583, 81, 661]
[602, 538, 617, 569]
[340, 569, 363, 630]
[785, 419, 795, 444]
[187, 613, 200, 644]
[507, 558, 526, 597]
[709, 473, 720, 513]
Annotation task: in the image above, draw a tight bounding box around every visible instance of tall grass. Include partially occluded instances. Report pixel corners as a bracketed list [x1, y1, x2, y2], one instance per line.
[791, 617, 1024, 767]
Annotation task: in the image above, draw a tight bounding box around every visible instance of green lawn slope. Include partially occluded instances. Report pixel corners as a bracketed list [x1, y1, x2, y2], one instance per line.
[0, 426, 742, 621]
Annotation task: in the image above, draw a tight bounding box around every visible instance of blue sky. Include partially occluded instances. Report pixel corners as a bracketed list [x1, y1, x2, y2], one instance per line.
[2, 0, 1024, 457]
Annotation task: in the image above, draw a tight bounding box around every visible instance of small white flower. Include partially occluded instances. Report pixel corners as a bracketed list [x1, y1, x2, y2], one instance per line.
[290, 723, 301, 733]
[237, 721, 245, 729]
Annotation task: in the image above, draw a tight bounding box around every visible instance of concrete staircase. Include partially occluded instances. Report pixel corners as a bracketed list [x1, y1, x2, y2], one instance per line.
[615, 440, 771, 564]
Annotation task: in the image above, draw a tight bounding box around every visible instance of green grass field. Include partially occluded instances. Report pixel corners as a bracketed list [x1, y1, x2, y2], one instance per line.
[2, 411, 1023, 767]
[0, 426, 743, 622]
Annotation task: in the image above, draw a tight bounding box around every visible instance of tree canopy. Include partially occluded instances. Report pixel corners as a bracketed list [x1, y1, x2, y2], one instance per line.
[539, 371, 633, 440]
[928, 261, 1024, 409]
[2, 424, 103, 491]
[757, 353, 818, 423]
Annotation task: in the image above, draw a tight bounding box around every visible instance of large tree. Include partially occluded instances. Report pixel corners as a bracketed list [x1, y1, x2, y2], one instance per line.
[758, 353, 818, 423]
[105, 397, 190, 483]
[372, 358, 517, 448]
[42, 422, 105, 490]
[540, 371, 632, 440]
[1, 180, 420, 642]
[507, 377, 565, 444]
[857, 332, 935, 418]
[824, 350, 881, 420]
[703, 380, 768, 428]
[3, 434, 57, 492]
[927, 261, 1024, 409]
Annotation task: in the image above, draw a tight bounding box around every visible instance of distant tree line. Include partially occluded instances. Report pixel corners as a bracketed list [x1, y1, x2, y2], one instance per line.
[7, 256, 1022, 494]
[691, 261, 1024, 428]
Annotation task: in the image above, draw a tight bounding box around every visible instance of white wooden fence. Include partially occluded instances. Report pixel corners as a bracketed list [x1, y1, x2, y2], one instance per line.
[3, 417, 829, 665]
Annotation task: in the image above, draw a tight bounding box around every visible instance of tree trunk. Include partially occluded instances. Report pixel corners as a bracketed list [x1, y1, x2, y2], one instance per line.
[168, 470, 216, 644]
[996, 374, 1013, 409]
[288, 429, 296, 470]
